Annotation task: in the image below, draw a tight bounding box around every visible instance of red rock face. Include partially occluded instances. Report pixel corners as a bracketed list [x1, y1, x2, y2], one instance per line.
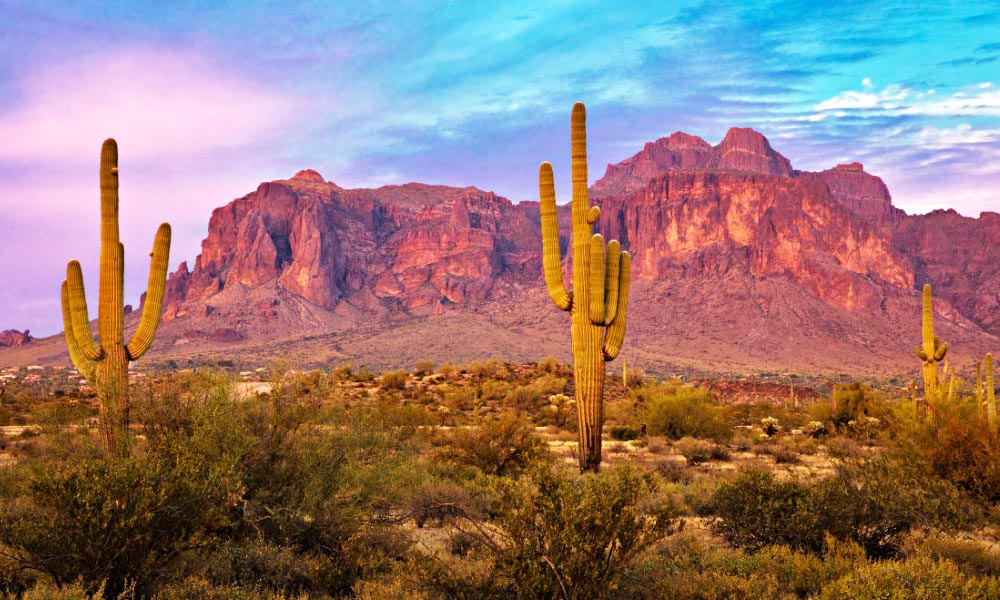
[161, 128, 1000, 353]
[0, 329, 32, 347]
[893, 210, 1000, 334]
[166, 177, 538, 316]
[593, 127, 793, 196]
[593, 170, 912, 311]
[799, 164, 904, 227]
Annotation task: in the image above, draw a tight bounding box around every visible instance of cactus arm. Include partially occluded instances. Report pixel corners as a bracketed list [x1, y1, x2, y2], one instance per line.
[603, 240, 621, 326]
[62, 281, 96, 380]
[587, 206, 600, 224]
[589, 234, 606, 325]
[934, 341, 948, 362]
[65, 260, 103, 360]
[539, 162, 571, 311]
[127, 223, 171, 359]
[603, 252, 631, 361]
[914, 347, 928, 362]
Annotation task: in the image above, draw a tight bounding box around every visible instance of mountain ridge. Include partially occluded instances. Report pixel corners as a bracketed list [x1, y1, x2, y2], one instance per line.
[4, 126, 998, 377]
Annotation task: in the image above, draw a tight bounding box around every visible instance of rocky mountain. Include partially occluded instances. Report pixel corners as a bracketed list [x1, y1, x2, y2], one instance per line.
[0, 330, 32, 347]
[4, 127, 998, 376]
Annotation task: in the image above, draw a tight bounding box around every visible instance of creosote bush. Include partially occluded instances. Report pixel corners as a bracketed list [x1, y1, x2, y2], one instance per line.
[640, 383, 732, 442]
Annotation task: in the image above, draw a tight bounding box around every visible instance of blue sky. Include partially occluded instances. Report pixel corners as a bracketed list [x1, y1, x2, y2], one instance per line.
[2, 0, 999, 335]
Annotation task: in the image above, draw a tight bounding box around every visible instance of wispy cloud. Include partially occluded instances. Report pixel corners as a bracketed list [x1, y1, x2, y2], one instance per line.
[0, 48, 302, 164]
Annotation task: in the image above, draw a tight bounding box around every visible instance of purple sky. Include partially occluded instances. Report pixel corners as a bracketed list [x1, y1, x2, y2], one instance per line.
[2, 1, 999, 336]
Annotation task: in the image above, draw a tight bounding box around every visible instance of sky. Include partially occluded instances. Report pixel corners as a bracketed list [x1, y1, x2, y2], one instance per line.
[1, 0, 999, 336]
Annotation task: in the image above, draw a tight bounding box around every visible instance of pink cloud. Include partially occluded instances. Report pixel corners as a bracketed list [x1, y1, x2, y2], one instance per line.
[0, 48, 303, 163]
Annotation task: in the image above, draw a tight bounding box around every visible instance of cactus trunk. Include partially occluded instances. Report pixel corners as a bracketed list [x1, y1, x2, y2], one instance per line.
[914, 284, 948, 412]
[60, 139, 171, 457]
[988, 354, 996, 432]
[539, 103, 630, 473]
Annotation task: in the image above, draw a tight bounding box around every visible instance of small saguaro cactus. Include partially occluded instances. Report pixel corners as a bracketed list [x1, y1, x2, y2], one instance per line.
[61, 139, 171, 456]
[987, 353, 996, 432]
[976, 361, 984, 417]
[914, 284, 948, 407]
[540, 102, 631, 472]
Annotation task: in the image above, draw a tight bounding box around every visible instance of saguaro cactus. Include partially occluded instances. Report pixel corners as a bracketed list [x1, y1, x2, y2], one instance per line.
[540, 102, 631, 472]
[914, 284, 948, 407]
[61, 139, 171, 456]
[976, 361, 984, 417]
[987, 354, 997, 432]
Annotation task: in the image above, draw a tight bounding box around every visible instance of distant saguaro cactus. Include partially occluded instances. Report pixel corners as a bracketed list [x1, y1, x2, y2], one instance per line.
[61, 139, 171, 456]
[539, 102, 631, 472]
[987, 353, 996, 431]
[914, 284, 948, 408]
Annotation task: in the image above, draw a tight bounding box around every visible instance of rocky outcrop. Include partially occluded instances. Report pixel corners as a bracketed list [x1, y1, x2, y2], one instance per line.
[0, 329, 32, 347]
[894, 210, 1000, 334]
[799, 163, 904, 227]
[165, 176, 539, 317]
[593, 127, 793, 196]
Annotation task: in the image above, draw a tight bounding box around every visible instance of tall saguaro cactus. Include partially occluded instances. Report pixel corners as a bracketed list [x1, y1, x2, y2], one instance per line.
[61, 139, 171, 456]
[540, 103, 631, 472]
[987, 354, 996, 432]
[914, 284, 948, 407]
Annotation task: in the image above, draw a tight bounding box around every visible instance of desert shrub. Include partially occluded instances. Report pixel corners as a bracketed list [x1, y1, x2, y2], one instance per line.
[608, 425, 641, 441]
[331, 364, 355, 381]
[197, 539, 320, 594]
[675, 437, 714, 465]
[536, 356, 561, 374]
[0, 452, 236, 598]
[818, 554, 1000, 599]
[413, 360, 436, 376]
[425, 464, 677, 600]
[152, 578, 291, 599]
[436, 363, 458, 378]
[532, 374, 567, 397]
[918, 536, 1000, 577]
[826, 382, 893, 429]
[503, 384, 542, 411]
[28, 401, 94, 432]
[442, 385, 479, 413]
[441, 412, 547, 477]
[772, 449, 799, 464]
[713, 457, 974, 558]
[918, 417, 1000, 502]
[466, 360, 509, 381]
[479, 380, 511, 402]
[642, 384, 732, 442]
[380, 370, 408, 391]
[712, 469, 819, 552]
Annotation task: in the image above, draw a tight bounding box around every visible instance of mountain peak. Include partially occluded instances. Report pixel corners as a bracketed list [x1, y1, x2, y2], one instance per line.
[291, 169, 326, 182]
[716, 127, 793, 176]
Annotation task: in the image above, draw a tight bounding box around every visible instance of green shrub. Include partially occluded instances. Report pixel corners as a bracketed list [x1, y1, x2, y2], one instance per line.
[424, 464, 677, 600]
[711, 469, 820, 552]
[675, 437, 714, 465]
[642, 384, 732, 442]
[413, 360, 435, 376]
[380, 370, 408, 391]
[819, 555, 1000, 599]
[713, 457, 975, 558]
[0, 453, 236, 598]
[441, 412, 547, 477]
[608, 425, 640, 441]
